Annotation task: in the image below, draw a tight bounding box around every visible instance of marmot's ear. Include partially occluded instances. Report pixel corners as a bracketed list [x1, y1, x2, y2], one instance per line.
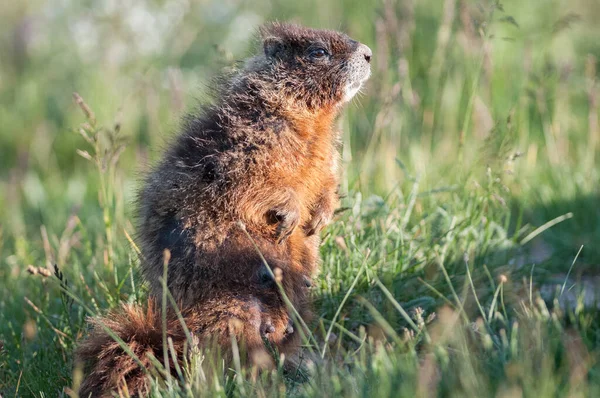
[263, 36, 284, 59]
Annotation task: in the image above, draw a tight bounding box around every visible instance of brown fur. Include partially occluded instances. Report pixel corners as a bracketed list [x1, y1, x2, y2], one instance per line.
[77, 296, 292, 397]
[77, 22, 371, 397]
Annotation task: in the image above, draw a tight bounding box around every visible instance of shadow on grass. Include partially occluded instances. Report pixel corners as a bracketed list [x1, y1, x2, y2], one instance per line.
[513, 191, 600, 272]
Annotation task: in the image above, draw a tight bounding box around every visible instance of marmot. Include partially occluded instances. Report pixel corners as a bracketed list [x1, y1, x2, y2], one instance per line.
[77, 22, 371, 397]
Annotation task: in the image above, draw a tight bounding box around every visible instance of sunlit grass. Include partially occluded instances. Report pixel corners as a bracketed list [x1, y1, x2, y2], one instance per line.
[1, 0, 599, 396]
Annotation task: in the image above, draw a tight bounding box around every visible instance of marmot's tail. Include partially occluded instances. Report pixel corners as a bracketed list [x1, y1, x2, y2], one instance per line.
[75, 294, 296, 397]
[76, 300, 188, 397]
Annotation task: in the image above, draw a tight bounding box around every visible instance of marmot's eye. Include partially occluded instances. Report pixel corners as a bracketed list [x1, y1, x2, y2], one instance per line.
[309, 48, 329, 59]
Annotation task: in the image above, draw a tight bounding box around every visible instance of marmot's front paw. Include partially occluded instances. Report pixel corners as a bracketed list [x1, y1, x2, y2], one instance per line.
[269, 207, 300, 244]
[261, 317, 294, 338]
[303, 207, 332, 237]
[303, 194, 337, 236]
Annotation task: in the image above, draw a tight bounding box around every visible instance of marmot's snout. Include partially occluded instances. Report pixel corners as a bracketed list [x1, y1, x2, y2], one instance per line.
[343, 43, 372, 102]
[360, 44, 372, 64]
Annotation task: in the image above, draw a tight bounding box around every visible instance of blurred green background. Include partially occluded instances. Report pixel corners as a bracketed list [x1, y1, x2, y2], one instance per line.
[1, 0, 599, 264]
[1, 0, 600, 395]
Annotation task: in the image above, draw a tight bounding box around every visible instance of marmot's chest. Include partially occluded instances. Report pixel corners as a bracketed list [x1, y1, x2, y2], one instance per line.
[277, 126, 335, 171]
[280, 133, 337, 203]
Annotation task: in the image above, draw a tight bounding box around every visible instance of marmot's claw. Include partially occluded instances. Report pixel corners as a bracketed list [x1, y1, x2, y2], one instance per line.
[303, 210, 331, 237]
[303, 220, 320, 237]
[303, 275, 312, 288]
[262, 322, 276, 335]
[272, 209, 300, 244]
[285, 319, 294, 335]
[276, 224, 294, 244]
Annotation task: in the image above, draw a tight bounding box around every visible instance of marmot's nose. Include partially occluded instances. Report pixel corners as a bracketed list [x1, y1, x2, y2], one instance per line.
[359, 44, 372, 63]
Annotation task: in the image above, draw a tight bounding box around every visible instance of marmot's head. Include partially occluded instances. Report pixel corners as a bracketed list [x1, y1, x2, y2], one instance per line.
[246, 22, 372, 111]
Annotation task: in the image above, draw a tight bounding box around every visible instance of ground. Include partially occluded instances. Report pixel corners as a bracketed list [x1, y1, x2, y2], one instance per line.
[0, 0, 599, 396]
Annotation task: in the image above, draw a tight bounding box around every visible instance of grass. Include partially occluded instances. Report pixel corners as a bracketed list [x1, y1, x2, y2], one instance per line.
[1, 0, 599, 396]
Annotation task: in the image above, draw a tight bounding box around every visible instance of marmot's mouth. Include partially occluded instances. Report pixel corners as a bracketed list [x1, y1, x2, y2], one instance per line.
[342, 72, 370, 103]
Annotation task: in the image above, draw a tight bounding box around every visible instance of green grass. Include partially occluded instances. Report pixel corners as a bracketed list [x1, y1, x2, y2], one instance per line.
[1, 0, 599, 396]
